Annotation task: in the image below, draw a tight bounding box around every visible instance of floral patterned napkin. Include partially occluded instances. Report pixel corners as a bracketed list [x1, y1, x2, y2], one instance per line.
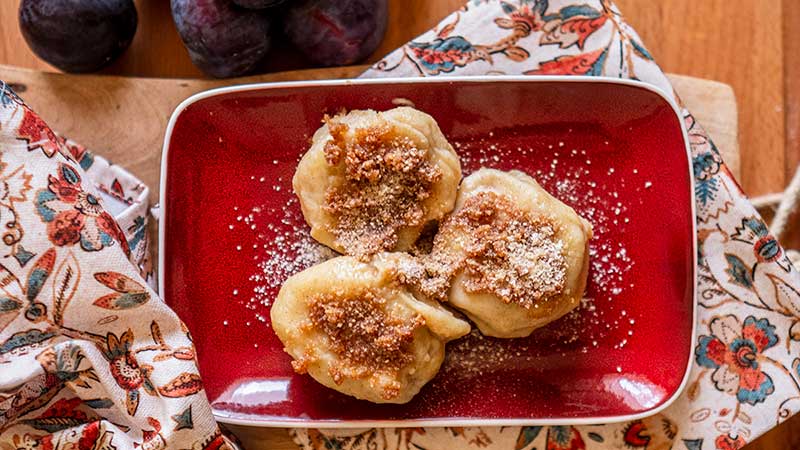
[0, 84, 236, 450]
[289, 1, 800, 449]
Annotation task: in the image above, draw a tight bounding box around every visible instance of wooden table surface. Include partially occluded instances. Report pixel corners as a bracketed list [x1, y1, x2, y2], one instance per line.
[0, 1, 797, 449]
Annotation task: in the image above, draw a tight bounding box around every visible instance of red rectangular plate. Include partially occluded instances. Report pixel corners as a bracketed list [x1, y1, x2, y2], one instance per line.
[160, 77, 696, 427]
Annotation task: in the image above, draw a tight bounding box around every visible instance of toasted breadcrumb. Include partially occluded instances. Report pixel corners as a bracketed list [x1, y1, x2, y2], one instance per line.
[396, 191, 567, 308]
[303, 288, 424, 399]
[323, 117, 442, 260]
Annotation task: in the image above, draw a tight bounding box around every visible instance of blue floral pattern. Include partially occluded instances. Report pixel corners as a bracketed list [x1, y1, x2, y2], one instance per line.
[695, 316, 778, 405]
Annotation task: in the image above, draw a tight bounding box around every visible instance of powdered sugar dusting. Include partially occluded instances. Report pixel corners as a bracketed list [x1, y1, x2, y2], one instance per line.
[454, 135, 644, 354]
[230, 193, 337, 327]
[229, 132, 650, 365]
[444, 330, 529, 378]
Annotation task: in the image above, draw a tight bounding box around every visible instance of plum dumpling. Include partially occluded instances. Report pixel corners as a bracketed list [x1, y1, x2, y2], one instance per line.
[292, 107, 461, 260]
[428, 168, 593, 338]
[270, 255, 470, 403]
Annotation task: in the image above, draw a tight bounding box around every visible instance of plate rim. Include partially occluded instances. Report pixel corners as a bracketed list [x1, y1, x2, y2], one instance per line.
[158, 75, 698, 428]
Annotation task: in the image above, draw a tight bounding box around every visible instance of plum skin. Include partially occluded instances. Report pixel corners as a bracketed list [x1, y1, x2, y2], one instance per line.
[171, 0, 271, 78]
[18, 0, 138, 73]
[232, 0, 288, 9]
[284, 0, 388, 67]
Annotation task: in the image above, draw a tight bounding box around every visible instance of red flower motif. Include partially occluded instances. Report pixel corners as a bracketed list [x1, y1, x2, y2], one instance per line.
[17, 109, 60, 157]
[78, 422, 101, 450]
[541, 15, 608, 49]
[412, 47, 471, 67]
[110, 352, 144, 390]
[48, 209, 85, 246]
[622, 416, 677, 449]
[526, 47, 607, 75]
[37, 397, 89, 421]
[34, 163, 130, 256]
[140, 417, 166, 450]
[511, 5, 543, 31]
[100, 329, 155, 415]
[695, 316, 777, 405]
[715, 434, 746, 450]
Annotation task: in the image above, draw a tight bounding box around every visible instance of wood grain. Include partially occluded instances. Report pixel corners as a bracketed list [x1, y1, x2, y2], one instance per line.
[615, 0, 786, 197]
[778, 0, 800, 251]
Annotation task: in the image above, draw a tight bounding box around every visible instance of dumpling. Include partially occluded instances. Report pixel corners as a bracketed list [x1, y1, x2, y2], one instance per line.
[270, 255, 471, 404]
[292, 107, 461, 260]
[423, 168, 592, 338]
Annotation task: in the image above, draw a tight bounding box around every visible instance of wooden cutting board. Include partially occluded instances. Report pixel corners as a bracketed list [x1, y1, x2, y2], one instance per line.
[0, 64, 739, 450]
[0, 65, 737, 205]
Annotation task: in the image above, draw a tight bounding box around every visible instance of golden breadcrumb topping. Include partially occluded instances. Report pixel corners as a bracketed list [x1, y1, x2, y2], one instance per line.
[458, 192, 566, 307]
[323, 117, 442, 260]
[301, 288, 424, 400]
[397, 191, 567, 308]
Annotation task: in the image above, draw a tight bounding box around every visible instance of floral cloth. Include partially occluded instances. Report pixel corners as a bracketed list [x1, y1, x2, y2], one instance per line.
[289, 1, 800, 449]
[0, 84, 235, 450]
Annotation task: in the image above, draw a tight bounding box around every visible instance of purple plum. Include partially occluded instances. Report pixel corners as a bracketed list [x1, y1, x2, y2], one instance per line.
[284, 0, 388, 67]
[171, 0, 271, 78]
[232, 0, 288, 9]
[18, 0, 137, 73]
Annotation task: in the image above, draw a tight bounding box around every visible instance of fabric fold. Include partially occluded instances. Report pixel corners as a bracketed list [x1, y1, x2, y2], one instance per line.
[0, 83, 236, 450]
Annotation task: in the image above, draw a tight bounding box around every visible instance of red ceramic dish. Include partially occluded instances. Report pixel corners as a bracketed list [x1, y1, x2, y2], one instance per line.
[159, 77, 695, 427]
